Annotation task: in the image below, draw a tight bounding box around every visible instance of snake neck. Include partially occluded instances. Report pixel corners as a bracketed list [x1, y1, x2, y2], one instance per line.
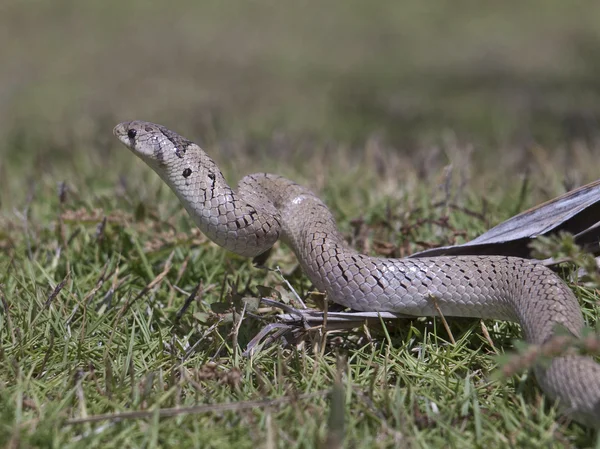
[238, 172, 353, 244]
[145, 149, 280, 258]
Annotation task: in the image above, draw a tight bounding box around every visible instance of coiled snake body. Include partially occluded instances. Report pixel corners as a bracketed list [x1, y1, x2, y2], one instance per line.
[114, 120, 600, 427]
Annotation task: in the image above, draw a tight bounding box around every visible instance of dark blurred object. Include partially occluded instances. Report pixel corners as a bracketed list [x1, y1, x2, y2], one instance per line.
[411, 179, 600, 260]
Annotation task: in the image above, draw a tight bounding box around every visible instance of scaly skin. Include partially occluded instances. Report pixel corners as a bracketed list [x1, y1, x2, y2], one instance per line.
[114, 120, 600, 427]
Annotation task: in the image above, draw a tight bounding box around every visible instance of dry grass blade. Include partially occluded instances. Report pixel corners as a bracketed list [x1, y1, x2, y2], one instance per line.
[429, 294, 455, 345]
[43, 272, 70, 309]
[64, 390, 329, 425]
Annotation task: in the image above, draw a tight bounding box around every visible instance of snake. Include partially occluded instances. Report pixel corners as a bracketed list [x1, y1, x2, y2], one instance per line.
[113, 120, 600, 427]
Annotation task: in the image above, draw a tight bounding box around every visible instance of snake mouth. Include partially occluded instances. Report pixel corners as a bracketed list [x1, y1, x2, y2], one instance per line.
[113, 123, 124, 135]
[112, 123, 128, 146]
[113, 121, 144, 154]
[113, 122, 130, 139]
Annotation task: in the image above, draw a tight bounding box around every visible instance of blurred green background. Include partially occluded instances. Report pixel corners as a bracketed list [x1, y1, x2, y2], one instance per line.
[3, 0, 600, 155]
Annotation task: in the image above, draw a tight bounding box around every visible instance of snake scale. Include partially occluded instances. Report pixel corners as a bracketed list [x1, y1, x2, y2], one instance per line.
[114, 120, 600, 427]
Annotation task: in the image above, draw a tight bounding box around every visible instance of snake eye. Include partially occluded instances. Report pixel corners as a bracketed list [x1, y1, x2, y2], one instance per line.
[127, 129, 137, 139]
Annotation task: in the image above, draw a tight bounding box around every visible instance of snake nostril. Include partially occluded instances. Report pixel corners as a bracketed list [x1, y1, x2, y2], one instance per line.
[127, 129, 137, 139]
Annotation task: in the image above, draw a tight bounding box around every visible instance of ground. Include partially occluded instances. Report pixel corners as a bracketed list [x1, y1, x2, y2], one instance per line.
[1, 1, 600, 448]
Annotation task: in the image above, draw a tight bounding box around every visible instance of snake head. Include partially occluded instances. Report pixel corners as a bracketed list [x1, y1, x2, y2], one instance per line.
[113, 120, 193, 170]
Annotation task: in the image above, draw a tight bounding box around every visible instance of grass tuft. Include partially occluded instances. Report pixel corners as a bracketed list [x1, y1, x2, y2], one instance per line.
[2, 135, 599, 447]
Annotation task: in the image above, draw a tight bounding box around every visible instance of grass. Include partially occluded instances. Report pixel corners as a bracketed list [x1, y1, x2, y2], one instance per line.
[1, 130, 600, 448]
[2, 0, 600, 447]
